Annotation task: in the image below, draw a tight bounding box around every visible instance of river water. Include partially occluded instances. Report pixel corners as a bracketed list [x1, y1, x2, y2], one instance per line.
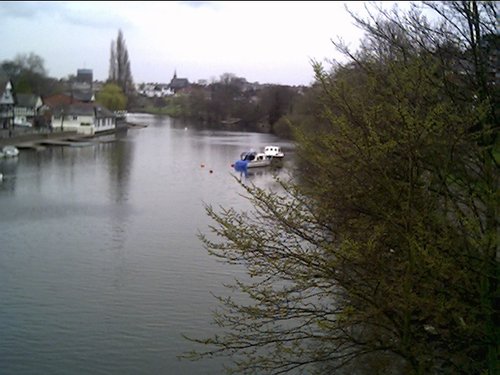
[0, 114, 295, 375]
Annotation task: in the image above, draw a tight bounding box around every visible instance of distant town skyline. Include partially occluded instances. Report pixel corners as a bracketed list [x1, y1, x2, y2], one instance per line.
[1, 1, 412, 86]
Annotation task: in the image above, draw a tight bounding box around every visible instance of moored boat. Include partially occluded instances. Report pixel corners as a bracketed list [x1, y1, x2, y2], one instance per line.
[1, 146, 19, 158]
[234, 151, 272, 170]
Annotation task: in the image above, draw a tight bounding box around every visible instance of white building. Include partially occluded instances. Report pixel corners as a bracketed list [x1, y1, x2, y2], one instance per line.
[52, 103, 116, 135]
[14, 93, 43, 127]
[137, 83, 173, 97]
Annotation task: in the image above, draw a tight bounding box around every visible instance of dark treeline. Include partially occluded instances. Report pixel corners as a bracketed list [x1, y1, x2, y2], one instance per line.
[134, 73, 303, 138]
[0, 52, 67, 97]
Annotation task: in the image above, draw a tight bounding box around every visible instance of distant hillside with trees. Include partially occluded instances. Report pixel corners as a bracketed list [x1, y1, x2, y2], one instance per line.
[132, 73, 306, 138]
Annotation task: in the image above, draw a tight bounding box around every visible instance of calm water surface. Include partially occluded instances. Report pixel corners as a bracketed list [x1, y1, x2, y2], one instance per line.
[0, 114, 295, 374]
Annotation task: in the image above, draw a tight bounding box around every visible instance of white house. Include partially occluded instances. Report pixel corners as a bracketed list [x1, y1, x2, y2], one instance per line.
[14, 93, 43, 127]
[138, 83, 173, 97]
[52, 103, 116, 135]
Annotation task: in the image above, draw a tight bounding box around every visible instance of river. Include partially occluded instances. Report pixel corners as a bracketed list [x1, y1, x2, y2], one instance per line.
[0, 114, 295, 375]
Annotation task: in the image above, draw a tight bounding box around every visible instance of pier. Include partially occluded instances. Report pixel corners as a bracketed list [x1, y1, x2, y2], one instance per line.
[0, 121, 147, 151]
[0, 132, 110, 151]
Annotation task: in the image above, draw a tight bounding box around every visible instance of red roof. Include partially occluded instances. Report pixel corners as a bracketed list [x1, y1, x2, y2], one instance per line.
[43, 93, 84, 108]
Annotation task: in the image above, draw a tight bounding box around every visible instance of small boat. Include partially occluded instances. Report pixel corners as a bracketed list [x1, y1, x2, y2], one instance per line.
[1, 146, 19, 158]
[234, 151, 272, 169]
[264, 145, 284, 158]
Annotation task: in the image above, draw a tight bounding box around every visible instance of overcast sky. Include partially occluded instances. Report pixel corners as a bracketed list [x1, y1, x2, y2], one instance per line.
[0, 1, 410, 86]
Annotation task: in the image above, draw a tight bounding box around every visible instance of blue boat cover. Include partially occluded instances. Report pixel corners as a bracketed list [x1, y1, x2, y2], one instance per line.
[234, 159, 249, 170]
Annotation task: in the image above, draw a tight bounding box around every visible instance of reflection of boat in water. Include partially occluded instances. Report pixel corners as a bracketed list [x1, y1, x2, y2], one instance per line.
[244, 168, 273, 177]
[234, 163, 272, 178]
[234, 151, 272, 170]
[233, 159, 285, 180]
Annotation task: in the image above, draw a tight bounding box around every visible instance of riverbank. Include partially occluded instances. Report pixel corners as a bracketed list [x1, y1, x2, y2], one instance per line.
[0, 120, 145, 149]
[0, 130, 78, 148]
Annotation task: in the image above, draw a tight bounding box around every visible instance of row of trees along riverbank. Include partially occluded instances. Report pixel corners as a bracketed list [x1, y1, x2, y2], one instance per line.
[130, 76, 302, 138]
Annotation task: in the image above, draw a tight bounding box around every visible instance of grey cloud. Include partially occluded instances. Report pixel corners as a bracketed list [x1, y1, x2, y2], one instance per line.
[0, 1, 130, 30]
[0, 1, 63, 18]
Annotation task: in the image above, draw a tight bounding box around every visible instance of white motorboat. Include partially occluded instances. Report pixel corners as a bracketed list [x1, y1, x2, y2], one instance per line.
[234, 151, 272, 169]
[1, 146, 19, 158]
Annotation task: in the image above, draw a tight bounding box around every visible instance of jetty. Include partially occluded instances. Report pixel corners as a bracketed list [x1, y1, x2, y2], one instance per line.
[0, 121, 147, 151]
[0, 131, 111, 151]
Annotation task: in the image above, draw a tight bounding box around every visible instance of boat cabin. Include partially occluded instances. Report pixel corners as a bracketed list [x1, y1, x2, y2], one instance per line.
[264, 145, 284, 158]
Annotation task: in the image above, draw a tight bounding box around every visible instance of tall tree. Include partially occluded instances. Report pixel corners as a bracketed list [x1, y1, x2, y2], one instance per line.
[108, 30, 134, 97]
[108, 40, 117, 82]
[184, 2, 498, 374]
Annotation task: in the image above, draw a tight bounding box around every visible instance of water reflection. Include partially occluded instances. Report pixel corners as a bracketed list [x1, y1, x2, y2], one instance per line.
[105, 135, 133, 204]
[233, 159, 289, 186]
[0, 114, 295, 375]
[0, 157, 19, 193]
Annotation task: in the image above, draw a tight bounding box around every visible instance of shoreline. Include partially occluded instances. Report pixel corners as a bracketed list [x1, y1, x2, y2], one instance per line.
[0, 121, 146, 149]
